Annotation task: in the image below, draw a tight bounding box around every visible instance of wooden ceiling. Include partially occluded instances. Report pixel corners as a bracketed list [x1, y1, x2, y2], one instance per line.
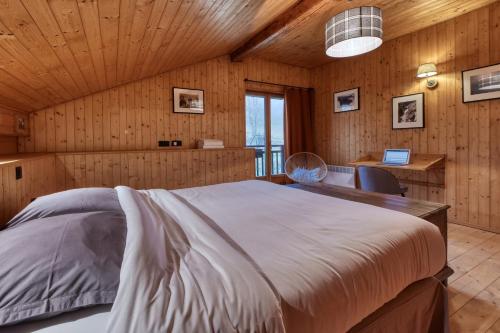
[249, 0, 498, 67]
[0, 0, 496, 114]
[0, 0, 298, 113]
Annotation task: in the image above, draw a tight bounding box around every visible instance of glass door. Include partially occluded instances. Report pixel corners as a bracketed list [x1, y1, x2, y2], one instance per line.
[270, 96, 285, 175]
[245, 92, 286, 180]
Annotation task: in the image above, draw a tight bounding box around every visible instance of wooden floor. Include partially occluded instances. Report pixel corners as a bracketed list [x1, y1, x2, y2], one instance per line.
[448, 223, 500, 332]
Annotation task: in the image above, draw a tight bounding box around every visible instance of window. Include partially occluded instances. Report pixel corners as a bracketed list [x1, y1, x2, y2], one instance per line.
[245, 92, 285, 178]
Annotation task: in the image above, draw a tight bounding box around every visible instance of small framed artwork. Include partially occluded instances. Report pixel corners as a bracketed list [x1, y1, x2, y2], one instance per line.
[462, 63, 500, 103]
[333, 88, 359, 113]
[15, 114, 29, 136]
[173, 87, 204, 114]
[392, 93, 424, 129]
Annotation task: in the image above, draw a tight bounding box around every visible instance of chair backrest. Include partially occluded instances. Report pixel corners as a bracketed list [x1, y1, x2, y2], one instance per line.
[357, 166, 403, 195]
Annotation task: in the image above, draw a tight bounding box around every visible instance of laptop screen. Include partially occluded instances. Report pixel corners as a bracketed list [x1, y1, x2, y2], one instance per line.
[383, 149, 410, 165]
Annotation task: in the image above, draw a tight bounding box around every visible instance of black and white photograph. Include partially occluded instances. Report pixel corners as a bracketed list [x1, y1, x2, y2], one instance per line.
[173, 87, 204, 114]
[392, 93, 424, 129]
[398, 100, 417, 123]
[333, 88, 360, 113]
[462, 63, 500, 103]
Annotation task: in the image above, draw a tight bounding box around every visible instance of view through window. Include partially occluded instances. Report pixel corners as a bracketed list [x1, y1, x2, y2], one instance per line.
[245, 93, 285, 178]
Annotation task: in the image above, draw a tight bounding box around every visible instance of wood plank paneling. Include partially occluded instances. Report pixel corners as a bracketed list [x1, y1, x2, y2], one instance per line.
[312, 3, 500, 232]
[0, 108, 26, 153]
[19, 56, 311, 152]
[0, 0, 298, 113]
[54, 148, 256, 192]
[0, 148, 255, 225]
[1, 0, 497, 112]
[252, 0, 497, 68]
[0, 109, 29, 137]
[446, 224, 500, 332]
[0, 154, 56, 226]
[0, 136, 17, 154]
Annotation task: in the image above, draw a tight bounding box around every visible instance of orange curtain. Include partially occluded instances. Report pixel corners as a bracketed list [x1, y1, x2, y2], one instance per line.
[285, 87, 315, 157]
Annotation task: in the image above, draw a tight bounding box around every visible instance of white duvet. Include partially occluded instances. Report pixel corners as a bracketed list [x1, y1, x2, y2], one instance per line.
[107, 180, 445, 333]
[109, 185, 285, 333]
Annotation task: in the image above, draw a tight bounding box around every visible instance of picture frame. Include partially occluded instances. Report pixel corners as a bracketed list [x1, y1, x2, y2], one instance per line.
[15, 114, 29, 136]
[462, 63, 500, 103]
[172, 87, 204, 114]
[333, 87, 360, 113]
[392, 93, 425, 130]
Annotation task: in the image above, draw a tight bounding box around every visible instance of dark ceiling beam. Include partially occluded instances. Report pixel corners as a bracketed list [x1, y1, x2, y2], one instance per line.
[230, 0, 327, 62]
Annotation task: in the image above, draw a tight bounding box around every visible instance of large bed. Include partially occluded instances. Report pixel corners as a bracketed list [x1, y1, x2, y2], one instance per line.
[1, 180, 448, 333]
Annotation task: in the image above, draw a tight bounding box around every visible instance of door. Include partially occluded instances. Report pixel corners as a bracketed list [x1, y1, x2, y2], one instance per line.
[245, 92, 286, 182]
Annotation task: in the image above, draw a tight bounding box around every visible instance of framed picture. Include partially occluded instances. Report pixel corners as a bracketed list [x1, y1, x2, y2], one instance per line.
[462, 63, 500, 103]
[392, 93, 424, 129]
[173, 87, 204, 114]
[15, 114, 29, 136]
[333, 88, 359, 113]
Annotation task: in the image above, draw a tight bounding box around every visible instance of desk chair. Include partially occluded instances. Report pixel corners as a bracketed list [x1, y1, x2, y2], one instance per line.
[357, 166, 408, 197]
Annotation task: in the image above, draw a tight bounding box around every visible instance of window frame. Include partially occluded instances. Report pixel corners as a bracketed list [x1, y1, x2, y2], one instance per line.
[245, 90, 286, 181]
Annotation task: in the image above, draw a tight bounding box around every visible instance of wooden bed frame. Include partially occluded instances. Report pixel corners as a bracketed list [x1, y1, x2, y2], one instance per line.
[289, 182, 454, 283]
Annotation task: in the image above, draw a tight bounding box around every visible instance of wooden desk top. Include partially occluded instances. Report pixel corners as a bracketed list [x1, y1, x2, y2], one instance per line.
[349, 152, 445, 172]
[288, 182, 450, 219]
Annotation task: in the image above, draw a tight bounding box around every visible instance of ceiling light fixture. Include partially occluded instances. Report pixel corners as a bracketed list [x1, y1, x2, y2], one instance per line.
[325, 6, 383, 58]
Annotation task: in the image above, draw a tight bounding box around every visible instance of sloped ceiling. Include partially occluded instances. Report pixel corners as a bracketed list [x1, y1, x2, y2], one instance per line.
[0, 0, 497, 114]
[245, 0, 498, 68]
[0, 0, 298, 113]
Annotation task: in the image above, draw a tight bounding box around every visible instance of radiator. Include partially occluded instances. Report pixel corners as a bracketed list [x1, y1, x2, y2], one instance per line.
[322, 165, 356, 188]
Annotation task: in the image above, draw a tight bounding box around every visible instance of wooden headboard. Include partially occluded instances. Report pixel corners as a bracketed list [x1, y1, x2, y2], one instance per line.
[0, 148, 255, 225]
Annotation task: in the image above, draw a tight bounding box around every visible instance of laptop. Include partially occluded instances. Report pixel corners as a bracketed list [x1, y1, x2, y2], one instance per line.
[380, 149, 411, 166]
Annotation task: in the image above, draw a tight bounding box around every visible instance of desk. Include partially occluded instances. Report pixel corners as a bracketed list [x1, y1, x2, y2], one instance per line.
[289, 182, 453, 283]
[349, 152, 446, 188]
[349, 152, 445, 171]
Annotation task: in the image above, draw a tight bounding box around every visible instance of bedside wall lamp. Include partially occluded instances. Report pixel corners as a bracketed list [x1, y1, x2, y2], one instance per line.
[417, 63, 438, 89]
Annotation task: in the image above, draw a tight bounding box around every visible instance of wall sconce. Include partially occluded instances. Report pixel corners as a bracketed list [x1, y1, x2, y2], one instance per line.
[417, 63, 438, 89]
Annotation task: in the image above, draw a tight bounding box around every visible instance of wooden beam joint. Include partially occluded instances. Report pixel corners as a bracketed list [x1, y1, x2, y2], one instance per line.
[230, 0, 326, 62]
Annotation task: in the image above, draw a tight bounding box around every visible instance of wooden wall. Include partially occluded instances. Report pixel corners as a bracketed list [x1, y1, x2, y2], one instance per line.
[0, 137, 17, 154]
[0, 108, 30, 154]
[54, 149, 255, 192]
[0, 148, 255, 225]
[0, 109, 29, 137]
[312, 3, 500, 232]
[2, 56, 308, 224]
[18, 56, 311, 153]
[0, 154, 56, 225]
